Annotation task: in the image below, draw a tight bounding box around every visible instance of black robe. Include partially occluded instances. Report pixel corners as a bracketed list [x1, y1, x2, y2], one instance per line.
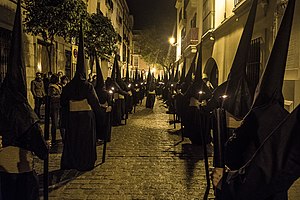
[218, 105, 300, 200]
[183, 81, 212, 145]
[95, 87, 112, 141]
[146, 89, 156, 109]
[60, 79, 102, 171]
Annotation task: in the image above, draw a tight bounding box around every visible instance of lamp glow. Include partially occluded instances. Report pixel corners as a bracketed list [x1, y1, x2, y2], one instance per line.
[169, 37, 176, 45]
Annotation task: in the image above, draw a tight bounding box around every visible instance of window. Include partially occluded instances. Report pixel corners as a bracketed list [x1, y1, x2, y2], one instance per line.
[0, 27, 11, 85]
[203, 0, 215, 34]
[133, 56, 138, 67]
[191, 13, 197, 28]
[246, 38, 261, 95]
[123, 43, 126, 62]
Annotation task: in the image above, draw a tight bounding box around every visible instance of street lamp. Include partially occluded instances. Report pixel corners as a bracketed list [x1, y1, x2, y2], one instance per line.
[168, 37, 176, 46]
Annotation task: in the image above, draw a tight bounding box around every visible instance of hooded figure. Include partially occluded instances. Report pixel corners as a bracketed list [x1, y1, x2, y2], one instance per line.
[0, 1, 48, 199]
[124, 61, 133, 114]
[174, 59, 186, 125]
[132, 68, 141, 107]
[146, 73, 156, 109]
[60, 24, 102, 171]
[183, 44, 212, 144]
[94, 52, 112, 142]
[209, 0, 259, 120]
[110, 56, 128, 126]
[213, 0, 297, 199]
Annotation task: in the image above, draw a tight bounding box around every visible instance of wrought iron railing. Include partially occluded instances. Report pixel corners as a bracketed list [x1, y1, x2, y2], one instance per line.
[181, 28, 198, 52]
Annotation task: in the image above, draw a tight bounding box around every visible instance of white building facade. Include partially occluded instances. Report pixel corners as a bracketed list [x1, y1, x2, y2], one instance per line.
[175, 0, 300, 111]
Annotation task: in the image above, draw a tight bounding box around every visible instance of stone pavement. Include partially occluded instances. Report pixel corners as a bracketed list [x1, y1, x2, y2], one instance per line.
[33, 98, 300, 200]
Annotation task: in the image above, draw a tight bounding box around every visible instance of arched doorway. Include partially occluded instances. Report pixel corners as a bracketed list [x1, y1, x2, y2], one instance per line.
[204, 57, 218, 88]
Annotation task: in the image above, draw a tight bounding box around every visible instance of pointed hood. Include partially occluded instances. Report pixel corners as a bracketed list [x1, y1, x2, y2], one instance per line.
[116, 58, 122, 82]
[184, 54, 196, 85]
[111, 56, 118, 81]
[74, 23, 86, 81]
[225, 0, 296, 170]
[226, 0, 258, 84]
[174, 62, 180, 83]
[194, 43, 203, 83]
[211, 0, 258, 119]
[0, 0, 48, 160]
[179, 59, 186, 84]
[147, 66, 151, 84]
[3, 0, 26, 98]
[252, 0, 295, 108]
[170, 64, 175, 82]
[115, 56, 127, 90]
[134, 68, 139, 83]
[140, 71, 143, 81]
[95, 52, 104, 89]
[125, 62, 130, 82]
[163, 69, 168, 84]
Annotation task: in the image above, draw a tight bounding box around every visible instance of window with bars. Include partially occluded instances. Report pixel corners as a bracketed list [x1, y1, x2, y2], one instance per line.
[246, 38, 261, 95]
[191, 13, 197, 28]
[0, 27, 11, 86]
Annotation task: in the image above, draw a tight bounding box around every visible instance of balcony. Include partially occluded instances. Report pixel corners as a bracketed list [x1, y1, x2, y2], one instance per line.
[181, 28, 198, 53]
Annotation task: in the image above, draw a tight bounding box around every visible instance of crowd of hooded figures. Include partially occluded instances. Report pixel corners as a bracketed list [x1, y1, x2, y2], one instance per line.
[160, 0, 300, 199]
[1, 0, 300, 199]
[0, 2, 159, 197]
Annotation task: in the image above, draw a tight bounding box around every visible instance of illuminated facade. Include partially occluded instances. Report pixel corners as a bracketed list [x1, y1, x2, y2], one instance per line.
[175, 0, 300, 111]
[0, 0, 133, 106]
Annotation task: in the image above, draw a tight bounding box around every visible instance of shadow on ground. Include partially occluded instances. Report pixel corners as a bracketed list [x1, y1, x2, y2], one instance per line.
[132, 107, 154, 117]
[38, 169, 83, 196]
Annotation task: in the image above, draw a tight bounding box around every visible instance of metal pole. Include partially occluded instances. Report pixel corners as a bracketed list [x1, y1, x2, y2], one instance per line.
[212, 108, 227, 199]
[43, 95, 50, 200]
[200, 109, 210, 200]
[173, 113, 176, 129]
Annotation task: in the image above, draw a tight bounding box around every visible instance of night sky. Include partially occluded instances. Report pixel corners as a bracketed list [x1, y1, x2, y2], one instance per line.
[126, 0, 176, 35]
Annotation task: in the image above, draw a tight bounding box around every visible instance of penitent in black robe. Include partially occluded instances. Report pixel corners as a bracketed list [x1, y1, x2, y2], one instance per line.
[95, 87, 112, 141]
[218, 105, 300, 200]
[60, 79, 102, 171]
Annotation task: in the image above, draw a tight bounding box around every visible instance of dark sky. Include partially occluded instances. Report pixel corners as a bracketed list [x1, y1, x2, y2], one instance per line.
[126, 0, 176, 35]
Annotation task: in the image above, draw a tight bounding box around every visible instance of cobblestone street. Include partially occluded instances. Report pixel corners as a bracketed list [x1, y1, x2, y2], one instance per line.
[34, 98, 300, 200]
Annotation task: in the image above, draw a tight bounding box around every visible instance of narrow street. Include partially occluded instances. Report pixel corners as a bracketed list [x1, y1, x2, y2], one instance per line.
[34, 98, 300, 200]
[36, 99, 214, 199]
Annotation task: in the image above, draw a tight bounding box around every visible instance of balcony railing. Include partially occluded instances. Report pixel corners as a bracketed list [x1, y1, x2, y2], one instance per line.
[181, 28, 198, 52]
[234, 0, 243, 6]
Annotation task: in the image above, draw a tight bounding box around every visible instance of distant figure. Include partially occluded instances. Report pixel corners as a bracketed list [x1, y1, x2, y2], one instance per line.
[202, 73, 214, 91]
[57, 71, 63, 80]
[146, 83, 156, 109]
[31, 72, 45, 119]
[91, 75, 97, 87]
[60, 75, 69, 88]
[43, 71, 52, 95]
[48, 74, 62, 145]
[59, 75, 69, 142]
